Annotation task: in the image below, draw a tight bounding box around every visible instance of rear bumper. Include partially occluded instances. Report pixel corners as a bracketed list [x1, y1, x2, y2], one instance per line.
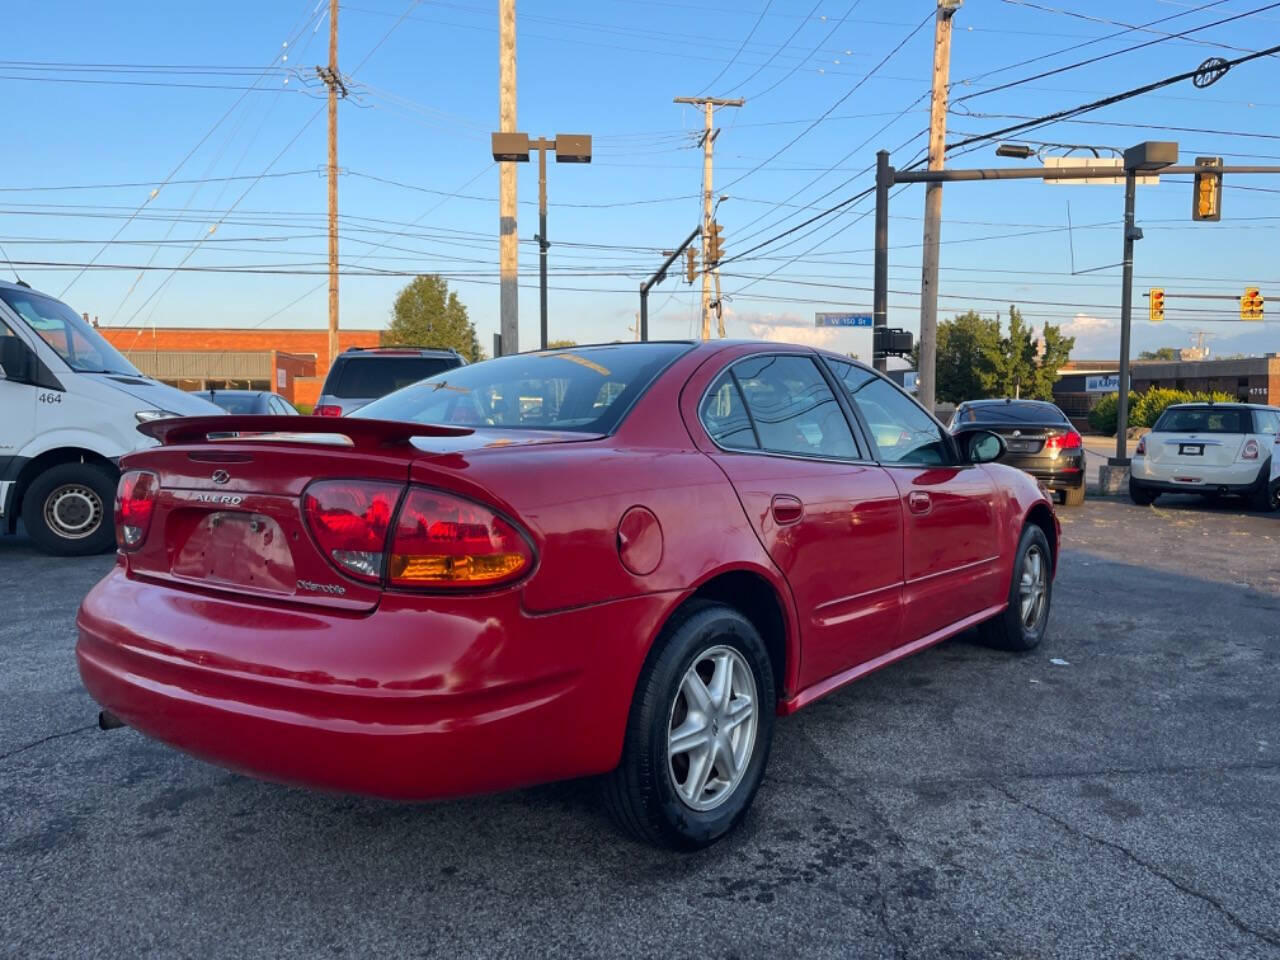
[76, 566, 676, 799]
[1131, 457, 1266, 494]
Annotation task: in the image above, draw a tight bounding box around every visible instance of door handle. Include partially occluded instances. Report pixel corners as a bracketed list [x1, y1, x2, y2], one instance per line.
[908, 490, 932, 515]
[771, 495, 803, 525]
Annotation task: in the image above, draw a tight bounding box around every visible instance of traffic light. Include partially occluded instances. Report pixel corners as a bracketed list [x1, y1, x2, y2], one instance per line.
[706, 221, 724, 264]
[1240, 286, 1264, 321]
[1149, 288, 1165, 323]
[1192, 156, 1222, 222]
[873, 326, 913, 358]
[685, 247, 698, 283]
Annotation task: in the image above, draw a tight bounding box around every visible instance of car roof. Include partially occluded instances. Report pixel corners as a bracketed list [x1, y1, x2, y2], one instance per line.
[339, 346, 462, 358]
[964, 398, 1058, 406]
[1164, 402, 1273, 411]
[196, 389, 268, 397]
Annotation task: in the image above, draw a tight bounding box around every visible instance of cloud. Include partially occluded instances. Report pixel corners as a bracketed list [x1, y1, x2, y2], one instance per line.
[1059, 313, 1116, 337]
[730, 309, 841, 347]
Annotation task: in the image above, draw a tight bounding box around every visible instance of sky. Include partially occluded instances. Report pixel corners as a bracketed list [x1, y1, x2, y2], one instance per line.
[4, 0, 1280, 362]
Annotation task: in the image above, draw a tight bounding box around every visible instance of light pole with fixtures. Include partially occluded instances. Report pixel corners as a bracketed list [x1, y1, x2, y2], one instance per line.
[491, 132, 592, 351]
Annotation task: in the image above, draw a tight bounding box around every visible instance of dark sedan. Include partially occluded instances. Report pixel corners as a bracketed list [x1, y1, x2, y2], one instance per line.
[194, 389, 299, 416]
[950, 399, 1086, 506]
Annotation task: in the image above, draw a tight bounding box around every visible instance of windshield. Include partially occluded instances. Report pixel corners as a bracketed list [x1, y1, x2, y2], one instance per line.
[1153, 407, 1248, 434]
[199, 393, 261, 414]
[330, 356, 459, 399]
[961, 401, 1066, 424]
[355, 343, 690, 433]
[0, 288, 140, 376]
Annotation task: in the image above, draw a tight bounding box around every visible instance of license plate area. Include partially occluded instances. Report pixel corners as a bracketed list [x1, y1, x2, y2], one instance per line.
[171, 511, 297, 594]
[1179, 443, 1205, 456]
[1006, 439, 1038, 453]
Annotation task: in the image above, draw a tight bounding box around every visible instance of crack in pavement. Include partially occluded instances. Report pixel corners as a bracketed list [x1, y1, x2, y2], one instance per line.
[991, 782, 1280, 950]
[0, 724, 96, 764]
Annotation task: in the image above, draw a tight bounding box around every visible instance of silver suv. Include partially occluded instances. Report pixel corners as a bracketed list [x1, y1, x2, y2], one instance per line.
[313, 347, 466, 417]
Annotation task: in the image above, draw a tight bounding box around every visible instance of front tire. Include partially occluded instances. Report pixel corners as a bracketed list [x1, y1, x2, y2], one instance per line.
[978, 524, 1053, 652]
[604, 601, 776, 849]
[21, 462, 118, 556]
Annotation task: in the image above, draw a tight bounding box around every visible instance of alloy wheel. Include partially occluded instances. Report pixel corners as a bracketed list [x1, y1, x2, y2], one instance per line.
[1019, 545, 1048, 630]
[667, 645, 758, 812]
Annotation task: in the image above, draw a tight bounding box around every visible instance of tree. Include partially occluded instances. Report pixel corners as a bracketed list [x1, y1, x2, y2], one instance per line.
[930, 310, 1001, 403]
[1138, 347, 1180, 361]
[929, 305, 1074, 403]
[384, 275, 483, 362]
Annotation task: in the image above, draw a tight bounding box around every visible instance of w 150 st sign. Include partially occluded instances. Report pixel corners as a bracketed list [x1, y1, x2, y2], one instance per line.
[815, 313, 873, 327]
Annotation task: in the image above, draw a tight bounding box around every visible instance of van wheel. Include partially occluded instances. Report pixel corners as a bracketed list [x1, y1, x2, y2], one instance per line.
[21, 463, 117, 556]
[978, 524, 1053, 652]
[604, 601, 775, 849]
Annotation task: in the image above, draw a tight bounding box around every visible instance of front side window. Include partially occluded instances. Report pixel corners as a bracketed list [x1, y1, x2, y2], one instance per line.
[354, 343, 689, 433]
[729, 354, 858, 459]
[0, 288, 139, 376]
[828, 360, 951, 465]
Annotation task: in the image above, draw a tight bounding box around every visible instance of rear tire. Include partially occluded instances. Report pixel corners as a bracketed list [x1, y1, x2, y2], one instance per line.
[1250, 474, 1278, 513]
[604, 601, 775, 849]
[1062, 484, 1086, 507]
[978, 524, 1052, 653]
[21, 462, 117, 557]
[1129, 479, 1158, 506]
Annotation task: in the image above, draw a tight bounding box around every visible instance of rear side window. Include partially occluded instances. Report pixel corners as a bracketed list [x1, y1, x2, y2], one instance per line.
[1253, 410, 1280, 435]
[329, 357, 458, 399]
[729, 355, 859, 459]
[700, 371, 758, 450]
[1153, 407, 1248, 434]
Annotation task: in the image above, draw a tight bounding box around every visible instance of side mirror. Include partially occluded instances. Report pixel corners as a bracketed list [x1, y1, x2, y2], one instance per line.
[961, 429, 1006, 464]
[0, 336, 34, 383]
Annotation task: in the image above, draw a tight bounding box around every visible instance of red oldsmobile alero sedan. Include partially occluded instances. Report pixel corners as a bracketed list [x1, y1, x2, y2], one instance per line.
[77, 340, 1058, 848]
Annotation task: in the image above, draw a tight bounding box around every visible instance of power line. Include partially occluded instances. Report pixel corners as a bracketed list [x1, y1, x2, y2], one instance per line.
[731, 0, 825, 98]
[952, 1, 1280, 106]
[698, 0, 774, 94]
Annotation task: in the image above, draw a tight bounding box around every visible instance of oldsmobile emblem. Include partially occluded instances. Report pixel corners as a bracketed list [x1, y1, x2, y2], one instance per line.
[212, 469, 231, 484]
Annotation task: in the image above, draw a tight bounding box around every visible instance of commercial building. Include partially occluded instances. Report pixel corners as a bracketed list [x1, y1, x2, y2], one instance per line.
[1053, 354, 1280, 430]
[98, 327, 382, 407]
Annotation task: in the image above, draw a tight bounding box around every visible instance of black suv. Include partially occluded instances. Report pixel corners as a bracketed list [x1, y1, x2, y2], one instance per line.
[313, 346, 466, 416]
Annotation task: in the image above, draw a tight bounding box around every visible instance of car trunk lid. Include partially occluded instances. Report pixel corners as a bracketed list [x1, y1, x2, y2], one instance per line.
[123, 416, 473, 612]
[1145, 430, 1245, 468]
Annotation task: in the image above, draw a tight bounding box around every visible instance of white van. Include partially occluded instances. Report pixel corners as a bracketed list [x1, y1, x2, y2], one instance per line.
[0, 279, 222, 556]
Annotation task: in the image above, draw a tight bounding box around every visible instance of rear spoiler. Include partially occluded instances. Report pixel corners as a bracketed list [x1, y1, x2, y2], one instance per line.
[139, 416, 473, 450]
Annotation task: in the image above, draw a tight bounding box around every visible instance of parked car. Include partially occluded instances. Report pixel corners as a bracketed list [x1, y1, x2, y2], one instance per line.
[950, 398, 1086, 506]
[194, 389, 300, 416]
[1130, 402, 1280, 511]
[0, 279, 221, 556]
[312, 346, 466, 417]
[77, 341, 1058, 849]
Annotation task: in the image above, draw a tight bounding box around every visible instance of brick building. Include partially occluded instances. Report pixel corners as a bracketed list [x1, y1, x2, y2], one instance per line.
[98, 327, 382, 407]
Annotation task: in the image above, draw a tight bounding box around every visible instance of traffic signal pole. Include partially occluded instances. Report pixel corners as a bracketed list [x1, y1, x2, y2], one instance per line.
[1114, 169, 1138, 467]
[638, 225, 701, 342]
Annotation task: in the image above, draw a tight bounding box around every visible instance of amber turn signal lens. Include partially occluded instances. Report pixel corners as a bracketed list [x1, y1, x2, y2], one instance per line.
[389, 488, 532, 588]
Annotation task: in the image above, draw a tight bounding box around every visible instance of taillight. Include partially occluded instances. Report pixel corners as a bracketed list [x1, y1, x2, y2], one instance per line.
[1044, 430, 1082, 453]
[389, 488, 532, 589]
[303, 480, 401, 581]
[115, 470, 159, 550]
[1242, 439, 1260, 460]
[313, 405, 342, 417]
[1135, 436, 1147, 456]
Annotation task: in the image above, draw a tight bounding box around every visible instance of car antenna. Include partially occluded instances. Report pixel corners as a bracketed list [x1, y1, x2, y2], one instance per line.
[0, 241, 29, 287]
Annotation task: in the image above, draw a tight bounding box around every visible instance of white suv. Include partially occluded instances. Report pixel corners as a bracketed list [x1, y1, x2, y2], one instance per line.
[1130, 402, 1280, 511]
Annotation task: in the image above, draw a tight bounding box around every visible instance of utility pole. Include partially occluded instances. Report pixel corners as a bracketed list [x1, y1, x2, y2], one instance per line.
[917, 0, 961, 412]
[1113, 168, 1138, 467]
[873, 150, 891, 373]
[673, 96, 743, 340]
[318, 0, 344, 366]
[498, 0, 518, 355]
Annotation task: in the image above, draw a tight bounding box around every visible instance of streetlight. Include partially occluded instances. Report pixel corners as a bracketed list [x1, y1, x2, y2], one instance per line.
[490, 132, 593, 350]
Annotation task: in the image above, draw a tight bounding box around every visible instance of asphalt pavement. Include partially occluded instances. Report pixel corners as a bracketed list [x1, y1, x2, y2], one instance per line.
[2, 495, 1278, 959]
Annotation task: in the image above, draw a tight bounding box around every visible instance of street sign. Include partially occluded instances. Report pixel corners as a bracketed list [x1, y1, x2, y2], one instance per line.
[1042, 156, 1160, 186]
[815, 312, 873, 327]
[1086, 374, 1121, 393]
